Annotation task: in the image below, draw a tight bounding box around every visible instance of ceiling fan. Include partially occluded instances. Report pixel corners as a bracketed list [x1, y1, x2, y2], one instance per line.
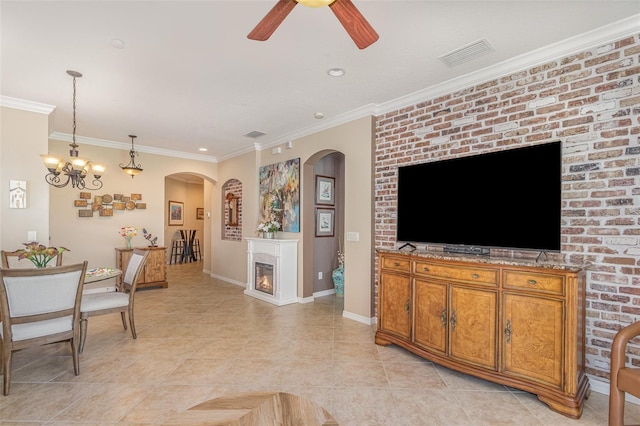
[247, 0, 379, 50]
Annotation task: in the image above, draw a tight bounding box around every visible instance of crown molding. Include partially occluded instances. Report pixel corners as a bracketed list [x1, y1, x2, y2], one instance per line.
[49, 132, 217, 163]
[0, 96, 56, 114]
[376, 14, 640, 115]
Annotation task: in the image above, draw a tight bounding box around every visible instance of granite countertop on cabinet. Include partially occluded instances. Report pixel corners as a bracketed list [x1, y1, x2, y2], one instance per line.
[376, 248, 591, 272]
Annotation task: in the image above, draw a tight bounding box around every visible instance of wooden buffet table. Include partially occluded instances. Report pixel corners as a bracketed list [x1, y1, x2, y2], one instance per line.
[376, 249, 589, 419]
[115, 246, 168, 289]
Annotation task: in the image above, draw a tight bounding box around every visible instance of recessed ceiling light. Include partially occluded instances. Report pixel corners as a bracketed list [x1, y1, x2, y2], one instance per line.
[327, 68, 345, 77]
[110, 39, 125, 49]
[199, 148, 208, 152]
[314, 112, 325, 119]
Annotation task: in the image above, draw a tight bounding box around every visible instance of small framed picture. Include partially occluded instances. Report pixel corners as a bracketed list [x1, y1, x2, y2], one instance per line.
[168, 200, 184, 226]
[196, 207, 204, 220]
[315, 175, 335, 205]
[315, 207, 335, 237]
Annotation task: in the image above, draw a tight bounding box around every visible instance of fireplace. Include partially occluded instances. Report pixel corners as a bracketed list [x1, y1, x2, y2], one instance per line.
[245, 238, 299, 306]
[255, 261, 274, 295]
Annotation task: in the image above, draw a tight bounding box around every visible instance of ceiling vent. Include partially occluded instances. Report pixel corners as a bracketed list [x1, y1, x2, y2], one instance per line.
[244, 130, 267, 139]
[439, 38, 494, 67]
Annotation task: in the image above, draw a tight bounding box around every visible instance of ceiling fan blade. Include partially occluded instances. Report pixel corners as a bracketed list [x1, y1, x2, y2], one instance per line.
[329, 0, 379, 49]
[248, 0, 298, 41]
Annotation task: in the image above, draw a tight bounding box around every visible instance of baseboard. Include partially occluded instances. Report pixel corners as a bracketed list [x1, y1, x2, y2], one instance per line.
[210, 273, 245, 288]
[587, 374, 640, 405]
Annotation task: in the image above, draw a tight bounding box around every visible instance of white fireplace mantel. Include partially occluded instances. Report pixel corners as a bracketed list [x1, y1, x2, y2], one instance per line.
[245, 237, 299, 306]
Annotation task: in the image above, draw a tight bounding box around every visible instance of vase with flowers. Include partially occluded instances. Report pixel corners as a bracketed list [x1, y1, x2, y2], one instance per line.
[257, 210, 281, 239]
[119, 226, 137, 249]
[16, 242, 69, 268]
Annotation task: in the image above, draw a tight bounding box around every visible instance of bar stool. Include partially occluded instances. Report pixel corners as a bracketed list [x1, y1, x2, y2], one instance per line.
[170, 238, 184, 264]
[193, 238, 202, 260]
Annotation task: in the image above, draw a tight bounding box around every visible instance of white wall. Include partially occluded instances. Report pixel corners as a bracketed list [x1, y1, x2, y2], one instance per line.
[0, 105, 53, 252]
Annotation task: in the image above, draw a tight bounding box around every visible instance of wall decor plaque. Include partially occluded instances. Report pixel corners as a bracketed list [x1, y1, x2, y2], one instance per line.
[131, 193, 142, 200]
[78, 210, 93, 217]
[136, 203, 147, 209]
[113, 202, 126, 210]
[94, 195, 103, 205]
[114, 194, 123, 200]
[79, 192, 91, 199]
[74, 200, 88, 207]
[99, 208, 113, 216]
[102, 194, 113, 203]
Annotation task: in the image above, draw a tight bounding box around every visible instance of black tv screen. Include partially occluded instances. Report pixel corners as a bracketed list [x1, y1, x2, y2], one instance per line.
[396, 141, 562, 252]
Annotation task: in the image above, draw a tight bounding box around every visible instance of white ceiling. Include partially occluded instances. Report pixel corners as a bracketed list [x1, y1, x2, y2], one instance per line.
[2, 1, 639, 162]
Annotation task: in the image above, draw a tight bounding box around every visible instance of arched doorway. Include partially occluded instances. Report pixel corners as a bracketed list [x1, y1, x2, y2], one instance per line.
[302, 150, 345, 302]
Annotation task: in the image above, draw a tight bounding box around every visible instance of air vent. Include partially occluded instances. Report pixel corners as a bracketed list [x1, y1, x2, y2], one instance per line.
[439, 39, 494, 67]
[244, 130, 267, 139]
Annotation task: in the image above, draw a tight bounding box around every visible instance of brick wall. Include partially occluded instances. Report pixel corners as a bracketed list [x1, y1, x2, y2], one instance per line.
[374, 33, 640, 380]
[223, 179, 242, 241]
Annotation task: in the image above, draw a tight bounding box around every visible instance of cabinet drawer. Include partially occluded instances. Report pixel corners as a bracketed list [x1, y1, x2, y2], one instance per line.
[415, 261, 497, 286]
[503, 270, 564, 295]
[380, 256, 411, 273]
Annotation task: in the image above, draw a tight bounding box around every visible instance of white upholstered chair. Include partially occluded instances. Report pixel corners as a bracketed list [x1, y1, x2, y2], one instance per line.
[79, 249, 149, 353]
[0, 262, 87, 395]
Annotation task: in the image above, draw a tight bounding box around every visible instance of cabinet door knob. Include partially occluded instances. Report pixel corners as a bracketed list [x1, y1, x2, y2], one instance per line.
[472, 273, 480, 279]
[505, 319, 512, 344]
[405, 299, 410, 313]
[423, 266, 429, 272]
[527, 279, 538, 285]
[441, 307, 447, 327]
[393, 262, 400, 267]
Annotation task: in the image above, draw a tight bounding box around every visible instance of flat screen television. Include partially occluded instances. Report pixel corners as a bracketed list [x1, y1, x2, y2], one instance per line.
[396, 141, 562, 253]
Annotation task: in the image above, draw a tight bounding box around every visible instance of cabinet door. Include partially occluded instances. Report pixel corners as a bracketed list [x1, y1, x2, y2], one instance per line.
[503, 293, 563, 388]
[413, 278, 447, 354]
[143, 249, 165, 283]
[379, 271, 411, 340]
[449, 286, 497, 370]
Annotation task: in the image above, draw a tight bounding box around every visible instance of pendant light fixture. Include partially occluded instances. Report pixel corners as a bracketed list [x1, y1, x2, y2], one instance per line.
[120, 134, 143, 177]
[41, 70, 105, 190]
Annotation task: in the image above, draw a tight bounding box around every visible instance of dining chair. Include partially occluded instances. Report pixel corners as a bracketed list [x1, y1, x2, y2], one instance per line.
[1, 249, 64, 268]
[79, 249, 149, 353]
[609, 319, 640, 426]
[0, 262, 87, 395]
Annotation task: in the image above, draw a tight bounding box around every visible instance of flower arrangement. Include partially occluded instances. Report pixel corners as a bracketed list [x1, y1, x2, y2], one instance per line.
[142, 228, 158, 247]
[17, 242, 69, 268]
[257, 207, 281, 234]
[337, 250, 345, 268]
[119, 226, 137, 238]
[257, 218, 281, 233]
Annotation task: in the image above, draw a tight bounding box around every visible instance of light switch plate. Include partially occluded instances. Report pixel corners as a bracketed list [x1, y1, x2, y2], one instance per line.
[346, 232, 359, 241]
[27, 231, 37, 241]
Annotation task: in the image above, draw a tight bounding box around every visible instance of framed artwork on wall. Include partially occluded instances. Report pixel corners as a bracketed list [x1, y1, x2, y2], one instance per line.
[315, 175, 335, 205]
[168, 200, 184, 226]
[9, 180, 27, 209]
[196, 207, 204, 220]
[315, 207, 335, 237]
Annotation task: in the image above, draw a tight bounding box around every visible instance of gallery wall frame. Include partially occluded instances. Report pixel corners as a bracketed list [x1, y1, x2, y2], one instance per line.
[196, 207, 204, 220]
[315, 207, 335, 237]
[168, 200, 184, 226]
[315, 175, 335, 206]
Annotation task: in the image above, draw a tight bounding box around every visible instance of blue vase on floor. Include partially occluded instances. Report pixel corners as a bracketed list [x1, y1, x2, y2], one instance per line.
[332, 265, 344, 297]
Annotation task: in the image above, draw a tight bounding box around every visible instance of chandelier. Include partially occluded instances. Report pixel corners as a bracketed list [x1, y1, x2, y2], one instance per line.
[41, 70, 105, 190]
[120, 134, 143, 177]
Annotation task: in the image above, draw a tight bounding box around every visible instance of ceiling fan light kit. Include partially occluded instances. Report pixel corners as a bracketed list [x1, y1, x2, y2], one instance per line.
[248, 0, 379, 50]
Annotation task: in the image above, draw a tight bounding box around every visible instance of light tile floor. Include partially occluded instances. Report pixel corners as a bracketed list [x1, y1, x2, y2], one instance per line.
[1, 261, 639, 425]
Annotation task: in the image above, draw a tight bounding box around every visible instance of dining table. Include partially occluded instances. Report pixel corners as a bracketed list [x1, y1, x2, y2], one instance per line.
[83, 267, 122, 294]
